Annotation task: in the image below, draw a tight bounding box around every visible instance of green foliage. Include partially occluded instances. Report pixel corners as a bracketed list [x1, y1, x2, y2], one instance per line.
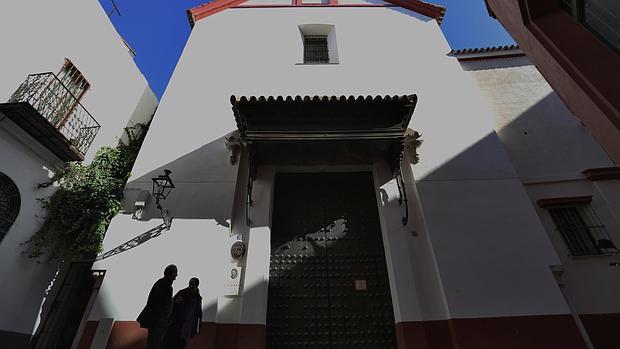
[24, 123, 149, 261]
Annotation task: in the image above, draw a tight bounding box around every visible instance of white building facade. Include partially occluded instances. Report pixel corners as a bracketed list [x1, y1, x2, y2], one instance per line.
[454, 46, 620, 349]
[0, 0, 157, 348]
[80, 1, 619, 349]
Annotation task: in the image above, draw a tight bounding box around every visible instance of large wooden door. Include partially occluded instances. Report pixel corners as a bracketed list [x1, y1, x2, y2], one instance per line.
[34, 263, 103, 349]
[267, 172, 396, 348]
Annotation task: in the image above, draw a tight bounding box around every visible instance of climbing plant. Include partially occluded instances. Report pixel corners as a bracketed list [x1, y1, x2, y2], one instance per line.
[24, 123, 149, 261]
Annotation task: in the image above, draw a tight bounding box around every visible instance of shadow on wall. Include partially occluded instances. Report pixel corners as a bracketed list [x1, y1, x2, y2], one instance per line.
[492, 92, 614, 177]
[1, 165, 70, 348]
[76, 133, 238, 349]
[13, 261, 61, 348]
[121, 133, 238, 223]
[0, 147, 64, 348]
[82, 172, 400, 349]
[83, 286, 219, 349]
[417, 91, 613, 183]
[95, 223, 167, 261]
[78, 91, 616, 349]
[402, 91, 613, 349]
[3, 134, 235, 349]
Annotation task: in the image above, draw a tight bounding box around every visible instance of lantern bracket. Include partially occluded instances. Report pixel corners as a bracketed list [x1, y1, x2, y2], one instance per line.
[246, 145, 256, 226]
[151, 169, 175, 230]
[394, 153, 408, 226]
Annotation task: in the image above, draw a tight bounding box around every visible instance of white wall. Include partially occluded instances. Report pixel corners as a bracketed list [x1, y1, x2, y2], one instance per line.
[462, 56, 620, 316]
[0, 0, 157, 337]
[0, 127, 61, 335]
[526, 181, 620, 315]
[96, 4, 570, 328]
[119, 87, 158, 145]
[0, 0, 157, 162]
[461, 56, 614, 180]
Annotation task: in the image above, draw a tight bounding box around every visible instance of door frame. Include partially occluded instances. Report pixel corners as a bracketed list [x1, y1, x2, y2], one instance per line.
[235, 160, 423, 329]
[264, 163, 405, 316]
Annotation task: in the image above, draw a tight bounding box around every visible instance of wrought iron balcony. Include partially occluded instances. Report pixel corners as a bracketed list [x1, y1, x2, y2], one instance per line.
[0, 72, 100, 161]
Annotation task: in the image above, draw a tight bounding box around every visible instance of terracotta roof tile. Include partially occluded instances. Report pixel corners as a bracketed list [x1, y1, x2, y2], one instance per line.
[449, 44, 520, 56]
[230, 94, 416, 105]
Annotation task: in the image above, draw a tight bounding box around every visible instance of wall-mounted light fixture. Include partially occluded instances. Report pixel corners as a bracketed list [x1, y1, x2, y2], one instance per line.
[151, 169, 174, 230]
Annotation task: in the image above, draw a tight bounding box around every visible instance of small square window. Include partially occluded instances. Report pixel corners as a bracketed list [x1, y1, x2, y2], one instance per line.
[545, 203, 617, 256]
[303, 35, 329, 64]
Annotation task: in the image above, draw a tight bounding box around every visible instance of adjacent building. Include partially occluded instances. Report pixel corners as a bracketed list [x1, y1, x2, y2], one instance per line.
[453, 45, 620, 349]
[73, 1, 619, 349]
[0, 0, 157, 348]
[484, 0, 620, 165]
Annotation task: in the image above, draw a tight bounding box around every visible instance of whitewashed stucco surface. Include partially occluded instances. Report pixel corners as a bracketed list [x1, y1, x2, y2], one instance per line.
[463, 56, 620, 316]
[0, 0, 157, 336]
[95, 4, 570, 328]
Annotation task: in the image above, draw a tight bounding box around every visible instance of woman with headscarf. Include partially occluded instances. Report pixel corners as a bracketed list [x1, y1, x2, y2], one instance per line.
[165, 277, 202, 349]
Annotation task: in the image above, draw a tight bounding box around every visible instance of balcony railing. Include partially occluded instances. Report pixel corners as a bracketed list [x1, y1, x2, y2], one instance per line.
[8, 72, 100, 157]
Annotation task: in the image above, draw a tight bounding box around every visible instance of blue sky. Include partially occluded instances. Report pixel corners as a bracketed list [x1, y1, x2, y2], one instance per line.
[99, 0, 515, 98]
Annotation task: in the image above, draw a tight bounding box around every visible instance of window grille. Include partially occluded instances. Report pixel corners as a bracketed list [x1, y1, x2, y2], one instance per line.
[0, 172, 20, 240]
[303, 35, 329, 63]
[55, 59, 90, 126]
[58, 59, 90, 99]
[547, 203, 617, 256]
[561, 0, 620, 53]
[36, 59, 90, 128]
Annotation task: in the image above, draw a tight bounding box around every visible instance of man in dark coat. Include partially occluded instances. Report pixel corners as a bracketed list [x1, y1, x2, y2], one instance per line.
[165, 277, 202, 349]
[138, 264, 177, 349]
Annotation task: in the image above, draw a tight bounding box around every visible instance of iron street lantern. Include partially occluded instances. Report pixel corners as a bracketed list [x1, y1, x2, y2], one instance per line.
[151, 169, 174, 205]
[151, 169, 174, 230]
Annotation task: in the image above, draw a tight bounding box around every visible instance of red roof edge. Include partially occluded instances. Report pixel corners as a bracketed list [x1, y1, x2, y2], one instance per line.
[188, 0, 445, 27]
[386, 0, 445, 22]
[188, 0, 250, 28]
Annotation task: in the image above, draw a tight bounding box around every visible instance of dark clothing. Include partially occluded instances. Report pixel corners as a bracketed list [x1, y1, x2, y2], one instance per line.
[138, 277, 173, 349]
[165, 287, 202, 349]
[145, 323, 167, 349]
[165, 336, 187, 349]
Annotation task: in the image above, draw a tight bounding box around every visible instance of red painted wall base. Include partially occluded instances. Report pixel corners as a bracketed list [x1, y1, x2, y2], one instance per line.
[396, 315, 588, 349]
[76, 321, 266, 349]
[580, 313, 620, 349]
[75, 313, 619, 349]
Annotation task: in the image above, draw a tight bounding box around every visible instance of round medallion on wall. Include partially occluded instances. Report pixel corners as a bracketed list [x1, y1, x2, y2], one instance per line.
[230, 241, 246, 259]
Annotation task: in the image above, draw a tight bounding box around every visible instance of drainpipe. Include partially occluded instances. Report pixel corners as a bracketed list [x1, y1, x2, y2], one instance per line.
[550, 265, 594, 349]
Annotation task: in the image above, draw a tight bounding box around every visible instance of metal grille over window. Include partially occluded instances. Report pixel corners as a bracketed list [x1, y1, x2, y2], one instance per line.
[304, 35, 329, 63]
[0, 172, 21, 240]
[548, 204, 618, 256]
[46, 59, 91, 127]
[6, 59, 100, 159]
